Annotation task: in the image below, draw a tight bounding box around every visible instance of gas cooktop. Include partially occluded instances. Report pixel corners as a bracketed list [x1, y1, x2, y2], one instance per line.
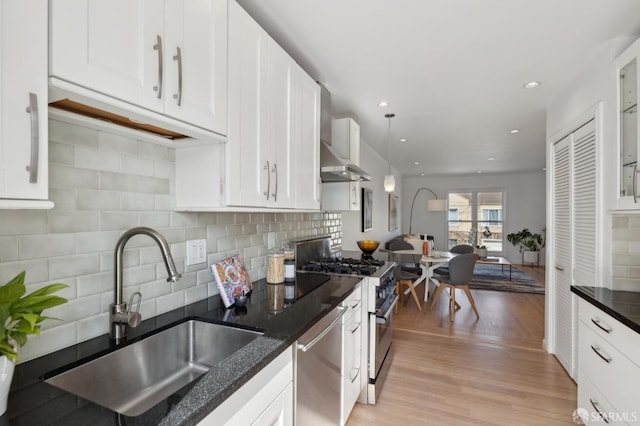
[299, 257, 386, 276]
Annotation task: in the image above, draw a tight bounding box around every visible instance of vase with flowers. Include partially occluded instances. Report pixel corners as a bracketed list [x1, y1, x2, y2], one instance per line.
[0, 271, 67, 414]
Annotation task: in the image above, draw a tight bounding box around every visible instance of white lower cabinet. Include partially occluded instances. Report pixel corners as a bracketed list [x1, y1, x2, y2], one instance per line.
[341, 283, 364, 425]
[199, 347, 293, 426]
[577, 299, 640, 425]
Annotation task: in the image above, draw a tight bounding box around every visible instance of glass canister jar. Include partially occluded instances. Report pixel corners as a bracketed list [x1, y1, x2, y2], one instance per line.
[284, 259, 295, 281]
[267, 251, 285, 284]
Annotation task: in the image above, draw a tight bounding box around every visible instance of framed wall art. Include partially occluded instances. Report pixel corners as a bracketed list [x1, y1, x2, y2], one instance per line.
[361, 187, 373, 232]
[388, 194, 398, 231]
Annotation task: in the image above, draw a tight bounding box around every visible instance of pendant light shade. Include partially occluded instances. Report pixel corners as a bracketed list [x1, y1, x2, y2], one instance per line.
[384, 174, 396, 192]
[384, 113, 395, 193]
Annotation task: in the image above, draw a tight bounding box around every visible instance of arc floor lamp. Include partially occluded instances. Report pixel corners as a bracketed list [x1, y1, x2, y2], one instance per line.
[408, 187, 447, 235]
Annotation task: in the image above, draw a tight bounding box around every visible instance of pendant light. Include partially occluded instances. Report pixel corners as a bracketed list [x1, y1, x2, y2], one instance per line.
[383, 113, 396, 192]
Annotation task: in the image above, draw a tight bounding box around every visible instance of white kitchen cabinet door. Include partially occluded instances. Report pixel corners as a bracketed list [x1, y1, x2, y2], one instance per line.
[164, 0, 227, 133]
[264, 40, 295, 208]
[614, 37, 640, 210]
[50, 0, 163, 110]
[321, 182, 360, 211]
[226, 0, 268, 207]
[295, 67, 321, 210]
[0, 0, 52, 207]
[50, 0, 227, 136]
[227, 1, 303, 209]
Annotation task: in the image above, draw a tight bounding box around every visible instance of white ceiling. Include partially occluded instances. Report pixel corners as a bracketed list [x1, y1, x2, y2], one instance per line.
[236, 0, 640, 177]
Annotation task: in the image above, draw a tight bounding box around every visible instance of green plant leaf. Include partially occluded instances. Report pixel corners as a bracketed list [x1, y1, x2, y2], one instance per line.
[0, 279, 25, 306]
[27, 283, 68, 298]
[12, 294, 68, 313]
[0, 341, 18, 363]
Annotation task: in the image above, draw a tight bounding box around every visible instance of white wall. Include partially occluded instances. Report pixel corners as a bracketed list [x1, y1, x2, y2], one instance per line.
[339, 140, 402, 251]
[402, 173, 546, 264]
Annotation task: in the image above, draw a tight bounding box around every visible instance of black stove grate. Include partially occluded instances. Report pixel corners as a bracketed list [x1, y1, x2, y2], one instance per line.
[299, 257, 384, 276]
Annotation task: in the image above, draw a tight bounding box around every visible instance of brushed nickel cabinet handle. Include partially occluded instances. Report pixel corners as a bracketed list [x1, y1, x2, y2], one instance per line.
[634, 164, 638, 203]
[172, 46, 182, 106]
[25, 93, 39, 183]
[590, 344, 612, 364]
[153, 35, 163, 99]
[589, 398, 610, 424]
[350, 367, 360, 383]
[591, 318, 612, 334]
[554, 266, 564, 271]
[350, 321, 361, 334]
[272, 163, 278, 201]
[263, 161, 270, 200]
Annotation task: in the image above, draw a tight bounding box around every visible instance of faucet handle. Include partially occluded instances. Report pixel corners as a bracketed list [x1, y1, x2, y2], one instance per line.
[126, 292, 142, 328]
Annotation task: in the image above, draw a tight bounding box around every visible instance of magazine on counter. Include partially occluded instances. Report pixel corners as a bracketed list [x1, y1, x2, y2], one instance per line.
[210, 255, 252, 308]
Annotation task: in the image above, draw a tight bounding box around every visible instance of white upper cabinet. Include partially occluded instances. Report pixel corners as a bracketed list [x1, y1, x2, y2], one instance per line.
[614, 37, 640, 209]
[295, 66, 321, 210]
[49, 0, 227, 139]
[0, 0, 53, 208]
[225, 0, 319, 210]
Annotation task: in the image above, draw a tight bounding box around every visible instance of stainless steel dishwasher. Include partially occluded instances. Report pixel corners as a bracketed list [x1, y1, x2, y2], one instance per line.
[295, 303, 348, 426]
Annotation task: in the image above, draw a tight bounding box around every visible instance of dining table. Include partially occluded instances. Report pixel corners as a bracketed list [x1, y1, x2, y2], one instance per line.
[383, 249, 458, 303]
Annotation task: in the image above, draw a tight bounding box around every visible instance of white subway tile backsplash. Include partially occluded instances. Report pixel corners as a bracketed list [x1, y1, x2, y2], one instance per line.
[77, 188, 120, 211]
[139, 176, 170, 194]
[49, 254, 101, 280]
[157, 291, 185, 314]
[49, 119, 98, 146]
[120, 154, 155, 177]
[0, 237, 18, 262]
[49, 141, 75, 165]
[19, 234, 76, 260]
[77, 312, 109, 342]
[612, 214, 640, 292]
[99, 171, 139, 192]
[120, 192, 155, 211]
[20, 322, 78, 363]
[50, 164, 100, 189]
[185, 285, 208, 304]
[49, 211, 100, 233]
[2, 121, 341, 362]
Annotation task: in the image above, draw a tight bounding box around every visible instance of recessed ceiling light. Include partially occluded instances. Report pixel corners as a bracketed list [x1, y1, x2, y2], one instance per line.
[487, 157, 495, 161]
[420, 173, 425, 176]
[414, 162, 420, 165]
[510, 129, 520, 134]
[399, 138, 407, 142]
[378, 101, 389, 108]
[542, 167, 547, 171]
[477, 170, 483, 174]
[523, 81, 541, 89]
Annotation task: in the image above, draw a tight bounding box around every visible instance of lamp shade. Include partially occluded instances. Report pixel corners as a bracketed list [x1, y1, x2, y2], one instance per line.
[427, 198, 447, 211]
[384, 174, 396, 192]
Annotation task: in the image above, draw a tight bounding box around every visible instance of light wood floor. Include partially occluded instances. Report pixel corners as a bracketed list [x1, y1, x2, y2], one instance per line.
[347, 265, 578, 425]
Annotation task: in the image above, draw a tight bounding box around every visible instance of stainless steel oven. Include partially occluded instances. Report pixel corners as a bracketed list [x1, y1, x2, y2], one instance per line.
[366, 265, 397, 404]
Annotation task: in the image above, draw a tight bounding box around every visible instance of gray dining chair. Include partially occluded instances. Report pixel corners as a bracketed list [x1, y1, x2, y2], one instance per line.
[429, 253, 479, 321]
[433, 244, 475, 275]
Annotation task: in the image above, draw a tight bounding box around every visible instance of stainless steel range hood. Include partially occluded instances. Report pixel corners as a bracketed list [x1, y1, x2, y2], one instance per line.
[321, 142, 371, 182]
[319, 84, 370, 182]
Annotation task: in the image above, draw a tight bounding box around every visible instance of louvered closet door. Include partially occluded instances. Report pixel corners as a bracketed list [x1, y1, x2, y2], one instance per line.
[572, 120, 597, 287]
[553, 135, 572, 375]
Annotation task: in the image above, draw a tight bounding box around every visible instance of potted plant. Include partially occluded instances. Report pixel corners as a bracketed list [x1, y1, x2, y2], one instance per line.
[0, 271, 67, 414]
[507, 228, 546, 264]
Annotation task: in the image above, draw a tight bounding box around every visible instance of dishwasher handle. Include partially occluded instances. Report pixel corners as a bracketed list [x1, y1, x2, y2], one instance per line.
[297, 306, 347, 352]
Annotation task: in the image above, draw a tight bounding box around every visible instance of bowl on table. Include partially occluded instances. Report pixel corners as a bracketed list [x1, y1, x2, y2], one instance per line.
[357, 240, 380, 255]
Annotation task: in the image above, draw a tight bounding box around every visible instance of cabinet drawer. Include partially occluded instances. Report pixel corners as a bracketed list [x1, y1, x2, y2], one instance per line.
[579, 299, 640, 367]
[578, 370, 628, 425]
[579, 321, 640, 418]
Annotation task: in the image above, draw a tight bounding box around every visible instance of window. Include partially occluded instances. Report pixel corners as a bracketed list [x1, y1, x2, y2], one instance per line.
[447, 191, 504, 252]
[448, 208, 459, 224]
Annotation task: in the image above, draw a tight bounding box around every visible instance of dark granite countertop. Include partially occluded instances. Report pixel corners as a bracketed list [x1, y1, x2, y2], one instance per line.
[571, 286, 640, 334]
[5, 273, 362, 426]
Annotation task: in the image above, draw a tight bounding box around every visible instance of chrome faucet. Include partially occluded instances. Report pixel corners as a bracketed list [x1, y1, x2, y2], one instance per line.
[110, 227, 181, 341]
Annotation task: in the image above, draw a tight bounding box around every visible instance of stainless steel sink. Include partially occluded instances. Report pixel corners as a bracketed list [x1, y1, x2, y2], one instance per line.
[45, 319, 262, 416]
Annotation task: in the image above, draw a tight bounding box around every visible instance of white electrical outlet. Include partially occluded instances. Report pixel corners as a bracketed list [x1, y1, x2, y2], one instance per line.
[267, 232, 276, 250]
[186, 239, 207, 265]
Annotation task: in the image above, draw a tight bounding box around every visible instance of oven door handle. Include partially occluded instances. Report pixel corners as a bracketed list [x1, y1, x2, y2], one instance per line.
[376, 295, 399, 324]
[297, 306, 347, 352]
